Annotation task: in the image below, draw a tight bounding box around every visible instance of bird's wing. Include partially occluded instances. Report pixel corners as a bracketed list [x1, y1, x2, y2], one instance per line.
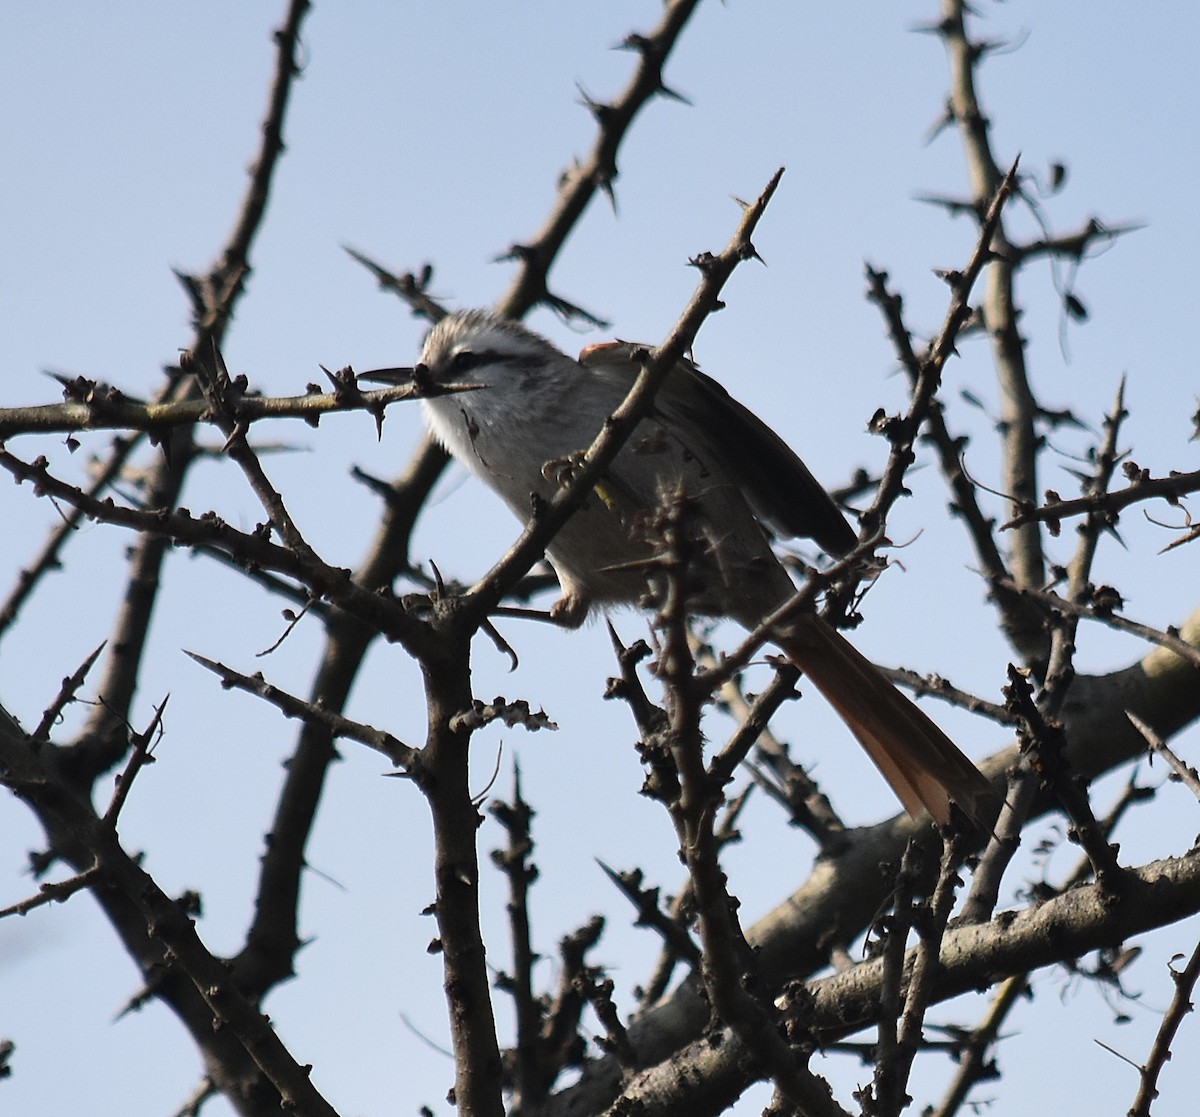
[579, 341, 856, 556]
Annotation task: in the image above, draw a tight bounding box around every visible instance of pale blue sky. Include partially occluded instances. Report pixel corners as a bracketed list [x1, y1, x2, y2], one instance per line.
[2, 4, 1198, 1115]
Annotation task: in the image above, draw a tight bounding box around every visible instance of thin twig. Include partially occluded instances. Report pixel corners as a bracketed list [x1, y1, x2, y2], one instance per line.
[937, 0, 1046, 620]
[597, 861, 700, 965]
[102, 696, 168, 825]
[871, 842, 923, 1116]
[537, 916, 605, 1086]
[861, 160, 1020, 544]
[184, 651, 421, 772]
[32, 642, 106, 742]
[1127, 712, 1200, 801]
[700, 644, 848, 843]
[994, 579, 1200, 671]
[1001, 467, 1200, 531]
[928, 975, 1027, 1117]
[894, 835, 969, 1066]
[63, 0, 316, 788]
[635, 787, 751, 1008]
[342, 248, 450, 322]
[958, 766, 1037, 925]
[0, 448, 428, 650]
[1128, 939, 1200, 1117]
[881, 664, 1018, 725]
[0, 864, 102, 920]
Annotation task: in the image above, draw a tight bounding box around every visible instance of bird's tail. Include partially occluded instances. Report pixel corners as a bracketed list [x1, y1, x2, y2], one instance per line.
[774, 617, 993, 828]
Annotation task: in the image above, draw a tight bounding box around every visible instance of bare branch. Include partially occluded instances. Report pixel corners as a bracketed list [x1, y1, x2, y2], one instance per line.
[0, 864, 102, 920]
[651, 487, 850, 1117]
[1001, 467, 1200, 532]
[184, 651, 421, 771]
[490, 766, 548, 1108]
[880, 664, 1018, 725]
[0, 376, 472, 439]
[31, 642, 106, 742]
[994, 578, 1200, 671]
[586, 848, 1200, 1117]
[342, 248, 449, 322]
[1127, 711, 1200, 801]
[937, 0, 1047, 611]
[101, 695, 168, 825]
[928, 975, 1026, 1117]
[860, 162, 1020, 547]
[1129, 940, 1200, 1117]
[498, 0, 705, 319]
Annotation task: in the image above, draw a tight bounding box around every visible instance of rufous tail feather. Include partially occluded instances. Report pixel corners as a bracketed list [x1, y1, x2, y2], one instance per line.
[774, 617, 993, 827]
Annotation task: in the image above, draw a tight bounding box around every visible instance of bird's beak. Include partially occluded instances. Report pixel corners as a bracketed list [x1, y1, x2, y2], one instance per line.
[357, 366, 417, 387]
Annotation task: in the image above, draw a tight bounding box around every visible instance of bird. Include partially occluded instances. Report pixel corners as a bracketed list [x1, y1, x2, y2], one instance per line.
[367, 309, 992, 827]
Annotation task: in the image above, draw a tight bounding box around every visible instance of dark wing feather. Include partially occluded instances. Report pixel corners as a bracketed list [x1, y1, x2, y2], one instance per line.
[580, 342, 856, 555]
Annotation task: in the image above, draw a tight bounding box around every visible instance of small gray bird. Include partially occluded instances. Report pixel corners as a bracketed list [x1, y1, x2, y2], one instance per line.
[370, 309, 991, 827]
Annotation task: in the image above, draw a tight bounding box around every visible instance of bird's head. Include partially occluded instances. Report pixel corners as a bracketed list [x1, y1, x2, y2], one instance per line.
[359, 310, 569, 397]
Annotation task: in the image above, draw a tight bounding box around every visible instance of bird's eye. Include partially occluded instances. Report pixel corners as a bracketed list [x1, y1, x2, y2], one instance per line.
[449, 349, 481, 375]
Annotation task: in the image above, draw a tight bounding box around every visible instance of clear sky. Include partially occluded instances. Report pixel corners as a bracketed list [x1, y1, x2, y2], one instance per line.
[1, 3, 1198, 1115]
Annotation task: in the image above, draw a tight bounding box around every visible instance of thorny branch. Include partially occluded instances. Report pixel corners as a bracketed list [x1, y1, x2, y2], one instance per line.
[1128, 940, 1200, 1117]
[5, 3, 1200, 1116]
[856, 163, 1019, 548]
[936, 0, 1047, 658]
[1001, 466, 1200, 534]
[184, 652, 420, 770]
[0, 374, 475, 439]
[498, 0, 704, 321]
[587, 849, 1200, 1117]
[650, 488, 850, 1117]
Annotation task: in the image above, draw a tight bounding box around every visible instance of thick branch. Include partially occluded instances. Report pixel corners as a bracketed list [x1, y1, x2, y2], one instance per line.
[542, 845, 1200, 1117]
[533, 609, 1200, 1116]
